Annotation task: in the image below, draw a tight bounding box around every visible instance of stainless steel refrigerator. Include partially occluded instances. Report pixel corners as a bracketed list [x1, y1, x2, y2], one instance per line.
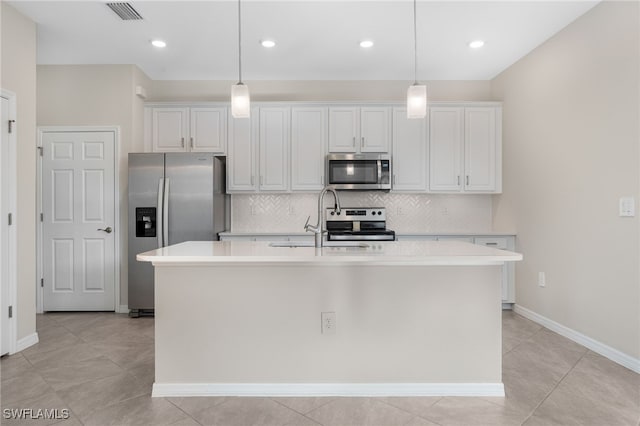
[128, 153, 228, 315]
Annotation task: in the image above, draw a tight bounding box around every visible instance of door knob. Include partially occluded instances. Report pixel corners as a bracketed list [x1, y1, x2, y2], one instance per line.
[97, 226, 113, 234]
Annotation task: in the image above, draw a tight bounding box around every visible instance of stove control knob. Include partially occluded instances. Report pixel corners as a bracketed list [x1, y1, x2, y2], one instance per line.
[371, 211, 376, 215]
[330, 211, 335, 216]
[337, 211, 341, 215]
[378, 211, 382, 215]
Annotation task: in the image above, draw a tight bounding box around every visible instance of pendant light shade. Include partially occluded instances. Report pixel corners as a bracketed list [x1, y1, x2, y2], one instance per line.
[231, 0, 250, 118]
[407, 0, 426, 119]
[407, 84, 427, 118]
[231, 83, 250, 118]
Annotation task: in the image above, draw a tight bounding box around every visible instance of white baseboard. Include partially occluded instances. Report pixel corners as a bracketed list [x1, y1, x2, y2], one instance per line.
[514, 304, 640, 374]
[14, 332, 39, 353]
[116, 305, 129, 314]
[152, 382, 505, 398]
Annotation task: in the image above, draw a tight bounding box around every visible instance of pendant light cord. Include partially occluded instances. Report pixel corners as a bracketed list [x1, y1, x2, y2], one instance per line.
[413, 0, 418, 85]
[238, 0, 243, 84]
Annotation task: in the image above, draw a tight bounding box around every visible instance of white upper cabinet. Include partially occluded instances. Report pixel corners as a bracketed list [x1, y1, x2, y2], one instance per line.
[464, 107, 499, 192]
[152, 108, 189, 152]
[259, 107, 290, 192]
[227, 109, 257, 192]
[392, 108, 427, 191]
[429, 107, 464, 191]
[151, 106, 227, 154]
[429, 105, 501, 193]
[328, 107, 358, 152]
[189, 107, 227, 153]
[328, 106, 390, 153]
[291, 107, 327, 191]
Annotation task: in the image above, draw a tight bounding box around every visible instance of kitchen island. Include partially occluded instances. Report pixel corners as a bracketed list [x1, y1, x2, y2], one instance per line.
[137, 240, 522, 398]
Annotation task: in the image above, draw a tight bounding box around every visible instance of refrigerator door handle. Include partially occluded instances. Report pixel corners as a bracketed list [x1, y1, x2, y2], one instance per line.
[163, 178, 170, 247]
[156, 178, 164, 248]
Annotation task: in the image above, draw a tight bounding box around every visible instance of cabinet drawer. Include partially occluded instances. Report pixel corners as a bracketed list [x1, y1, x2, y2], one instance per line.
[474, 237, 508, 249]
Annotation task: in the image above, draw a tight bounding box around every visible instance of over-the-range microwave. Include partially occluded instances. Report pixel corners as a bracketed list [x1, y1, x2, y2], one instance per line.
[326, 154, 391, 190]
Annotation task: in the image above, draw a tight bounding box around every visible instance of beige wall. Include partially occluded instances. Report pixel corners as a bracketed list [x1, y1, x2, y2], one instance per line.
[37, 64, 152, 307]
[1, 3, 37, 340]
[491, 1, 640, 358]
[148, 80, 492, 102]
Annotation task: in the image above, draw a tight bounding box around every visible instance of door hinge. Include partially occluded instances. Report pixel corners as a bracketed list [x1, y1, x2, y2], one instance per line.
[37, 146, 43, 156]
[8, 213, 12, 226]
[8, 306, 12, 318]
[41, 278, 44, 288]
[8, 120, 15, 134]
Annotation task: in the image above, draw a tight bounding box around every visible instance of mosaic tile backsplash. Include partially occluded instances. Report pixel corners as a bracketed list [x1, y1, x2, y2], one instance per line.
[231, 193, 493, 233]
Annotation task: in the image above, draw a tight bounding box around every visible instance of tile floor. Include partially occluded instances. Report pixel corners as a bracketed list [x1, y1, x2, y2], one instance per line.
[1, 311, 638, 426]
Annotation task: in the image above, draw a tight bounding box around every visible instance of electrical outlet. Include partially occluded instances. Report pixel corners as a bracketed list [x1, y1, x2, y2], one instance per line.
[538, 272, 546, 287]
[321, 312, 336, 334]
[396, 207, 404, 216]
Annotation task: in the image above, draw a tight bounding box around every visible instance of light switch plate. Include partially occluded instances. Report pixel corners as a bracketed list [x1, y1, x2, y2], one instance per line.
[619, 197, 635, 217]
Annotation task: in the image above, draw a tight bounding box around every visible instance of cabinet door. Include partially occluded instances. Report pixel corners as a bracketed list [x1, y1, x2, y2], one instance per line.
[259, 107, 290, 191]
[328, 107, 358, 152]
[429, 107, 463, 191]
[291, 107, 327, 191]
[392, 108, 426, 191]
[474, 237, 511, 302]
[190, 107, 227, 153]
[152, 108, 188, 152]
[227, 111, 257, 192]
[360, 107, 390, 152]
[465, 107, 496, 192]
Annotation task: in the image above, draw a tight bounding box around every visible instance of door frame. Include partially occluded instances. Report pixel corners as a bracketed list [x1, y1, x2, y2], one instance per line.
[1, 89, 18, 354]
[36, 126, 121, 313]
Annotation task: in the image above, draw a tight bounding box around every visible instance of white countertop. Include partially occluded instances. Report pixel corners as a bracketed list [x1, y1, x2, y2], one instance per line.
[137, 240, 523, 266]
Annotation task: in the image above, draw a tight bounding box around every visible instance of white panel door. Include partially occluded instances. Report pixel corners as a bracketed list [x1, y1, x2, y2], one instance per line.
[152, 108, 188, 152]
[227, 110, 257, 192]
[360, 107, 390, 153]
[190, 107, 227, 153]
[42, 131, 116, 310]
[328, 107, 358, 152]
[465, 107, 497, 192]
[392, 108, 427, 191]
[1, 96, 12, 354]
[291, 107, 326, 191]
[429, 107, 463, 191]
[259, 107, 290, 191]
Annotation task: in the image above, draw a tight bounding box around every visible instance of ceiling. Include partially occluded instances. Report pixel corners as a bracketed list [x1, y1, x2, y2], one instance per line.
[9, 0, 600, 81]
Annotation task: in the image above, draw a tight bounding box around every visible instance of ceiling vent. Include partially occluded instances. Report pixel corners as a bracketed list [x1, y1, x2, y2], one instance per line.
[106, 2, 143, 20]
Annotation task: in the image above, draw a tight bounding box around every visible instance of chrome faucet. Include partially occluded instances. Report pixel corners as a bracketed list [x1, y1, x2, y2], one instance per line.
[304, 186, 341, 248]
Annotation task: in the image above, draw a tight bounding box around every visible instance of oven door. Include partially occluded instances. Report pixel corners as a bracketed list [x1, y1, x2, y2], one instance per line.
[326, 154, 391, 190]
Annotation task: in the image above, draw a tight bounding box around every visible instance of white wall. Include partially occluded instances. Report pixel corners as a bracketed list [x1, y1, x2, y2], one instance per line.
[1, 3, 37, 341]
[37, 64, 152, 308]
[149, 80, 492, 102]
[491, 1, 640, 359]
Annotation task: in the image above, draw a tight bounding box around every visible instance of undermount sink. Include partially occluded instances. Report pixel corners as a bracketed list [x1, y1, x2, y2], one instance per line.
[269, 241, 370, 248]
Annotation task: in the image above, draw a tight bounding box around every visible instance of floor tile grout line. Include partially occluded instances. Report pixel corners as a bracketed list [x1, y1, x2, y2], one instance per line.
[270, 397, 332, 425]
[164, 397, 206, 426]
[378, 396, 445, 426]
[518, 347, 590, 425]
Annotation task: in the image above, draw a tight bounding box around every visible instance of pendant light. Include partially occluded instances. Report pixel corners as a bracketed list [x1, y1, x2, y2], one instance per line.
[407, 0, 426, 119]
[231, 0, 250, 118]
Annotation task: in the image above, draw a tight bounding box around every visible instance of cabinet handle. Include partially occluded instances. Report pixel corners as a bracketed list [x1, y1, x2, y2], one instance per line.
[466, 175, 470, 185]
[393, 174, 397, 185]
[251, 176, 254, 185]
[260, 176, 264, 186]
[457, 175, 460, 185]
[190, 137, 194, 148]
[352, 136, 355, 146]
[320, 175, 324, 184]
[181, 137, 185, 147]
[485, 242, 498, 246]
[361, 137, 364, 148]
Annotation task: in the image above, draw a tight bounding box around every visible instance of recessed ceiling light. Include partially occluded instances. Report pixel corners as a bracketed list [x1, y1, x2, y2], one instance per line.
[151, 40, 167, 48]
[360, 40, 374, 48]
[469, 40, 485, 49]
[261, 40, 276, 48]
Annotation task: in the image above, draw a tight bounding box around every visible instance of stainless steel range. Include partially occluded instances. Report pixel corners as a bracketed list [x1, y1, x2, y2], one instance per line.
[325, 207, 396, 241]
